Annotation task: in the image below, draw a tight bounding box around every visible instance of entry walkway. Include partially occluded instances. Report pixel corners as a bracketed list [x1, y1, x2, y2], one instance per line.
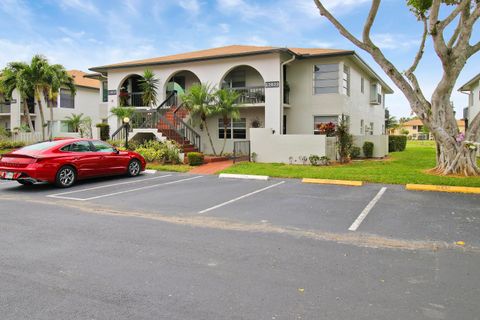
[188, 160, 234, 175]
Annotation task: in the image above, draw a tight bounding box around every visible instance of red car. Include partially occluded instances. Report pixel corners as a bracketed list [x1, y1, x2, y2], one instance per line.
[0, 139, 146, 188]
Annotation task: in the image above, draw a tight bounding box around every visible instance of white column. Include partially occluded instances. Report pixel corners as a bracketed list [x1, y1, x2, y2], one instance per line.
[264, 85, 282, 134]
[10, 90, 21, 130]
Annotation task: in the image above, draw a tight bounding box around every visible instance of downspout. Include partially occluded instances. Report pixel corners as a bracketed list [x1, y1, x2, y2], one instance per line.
[459, 90, 470, 131]
[280, 54, 296, 135]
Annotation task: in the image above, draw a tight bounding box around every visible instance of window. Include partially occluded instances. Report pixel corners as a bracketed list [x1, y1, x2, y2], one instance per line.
[60, 121, 75, 133]
[360, 119, 364, 134]
[361, 77, 365, 94]
[342, 65, 350, 96]
[102, 81, 108, 102]
[60, 88, 75, 108]
[314, 115, 338, 135]
[413, 125, 417, 130]
[224, 70, 246, 88]
[313, 64, 339, 94]
[60, 141, 92, 152]
[369, 122, 374, 135]
[218, 118, 246, 139]
[92, 140, 116, 153]
[21, 141, 65, 151]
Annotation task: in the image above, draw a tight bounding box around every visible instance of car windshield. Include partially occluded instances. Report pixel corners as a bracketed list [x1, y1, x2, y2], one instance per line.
[20, 141, 65, 151]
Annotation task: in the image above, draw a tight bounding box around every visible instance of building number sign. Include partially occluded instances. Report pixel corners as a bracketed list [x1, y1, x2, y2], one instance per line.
[265, 81, 280, 88]
[108, 90, 117, 96]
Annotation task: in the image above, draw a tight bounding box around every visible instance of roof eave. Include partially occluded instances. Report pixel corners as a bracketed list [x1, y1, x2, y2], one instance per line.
[89, 48, 290, 73]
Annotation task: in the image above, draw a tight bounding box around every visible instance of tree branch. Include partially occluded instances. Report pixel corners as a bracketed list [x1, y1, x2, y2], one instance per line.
[447, 17, 462, 48]
[362, 0, 381, 45]
[406, 17, 428, 76]
[437, 0, 471, 31]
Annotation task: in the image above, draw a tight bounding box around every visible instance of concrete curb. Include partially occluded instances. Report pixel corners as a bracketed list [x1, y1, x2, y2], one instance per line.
[302, 178, 363, 187]
[144, 169, 157, 174]
[406, 184, 480, 194]
[219, 173, 269, 181]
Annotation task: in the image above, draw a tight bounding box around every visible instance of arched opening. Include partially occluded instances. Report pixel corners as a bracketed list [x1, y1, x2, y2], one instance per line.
[220, 65, 265, 104]
[118, 74, 145, 107]
[164, 70, 201, 106]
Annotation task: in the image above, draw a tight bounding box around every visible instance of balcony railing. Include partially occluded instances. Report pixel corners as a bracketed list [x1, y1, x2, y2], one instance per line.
[229, 86, 265, 104]
[0, 103, 11, 113]
[119, 92, 146, 107]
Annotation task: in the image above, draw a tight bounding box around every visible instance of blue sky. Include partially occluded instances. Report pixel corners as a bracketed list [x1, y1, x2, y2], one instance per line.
[0, 0, 478, 118]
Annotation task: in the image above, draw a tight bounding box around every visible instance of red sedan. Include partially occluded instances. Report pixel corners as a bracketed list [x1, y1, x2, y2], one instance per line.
[0, 139, 146, 188]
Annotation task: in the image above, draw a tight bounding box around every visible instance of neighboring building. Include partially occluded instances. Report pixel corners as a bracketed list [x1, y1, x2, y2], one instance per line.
[90, 45, 393, 161]
[395, 119, 465, 140]
[459, 73, 480, 134]
[0, 70, 105, 139]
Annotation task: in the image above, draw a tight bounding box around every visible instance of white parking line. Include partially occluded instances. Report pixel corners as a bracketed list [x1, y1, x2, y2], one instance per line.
[47, 175, 172, 198]
[348, 187, 387, 231]
[48, 176, 203, 201]
[198, 181, 286, 214]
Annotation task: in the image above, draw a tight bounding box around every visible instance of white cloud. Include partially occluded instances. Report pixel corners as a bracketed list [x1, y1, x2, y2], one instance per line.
[372, 33, 420, 50]
[0, 0, 33, 29]
[58, 0, 99, 15]
[58, 27, 85, 39]
[219, 23, 230, 33]
[178, 0, 201, 15]
[297, 0, 370, 18]
[309, 40, 336, 48]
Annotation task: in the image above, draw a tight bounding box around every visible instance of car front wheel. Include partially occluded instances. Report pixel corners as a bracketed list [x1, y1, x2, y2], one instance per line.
[127, 159, 141, 177]
[55, 166, 77, 188]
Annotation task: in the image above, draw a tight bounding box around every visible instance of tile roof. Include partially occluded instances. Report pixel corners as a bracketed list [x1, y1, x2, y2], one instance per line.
[67, 70, 100, 89]
[90, 45, 351, 71]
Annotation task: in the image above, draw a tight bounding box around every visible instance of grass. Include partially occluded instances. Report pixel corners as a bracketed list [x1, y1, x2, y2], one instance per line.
[222, 141, 480, 187]
[146, 163, 192, 173]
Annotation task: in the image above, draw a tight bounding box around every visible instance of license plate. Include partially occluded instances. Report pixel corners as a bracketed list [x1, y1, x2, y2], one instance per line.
[5, 172, 14, 179]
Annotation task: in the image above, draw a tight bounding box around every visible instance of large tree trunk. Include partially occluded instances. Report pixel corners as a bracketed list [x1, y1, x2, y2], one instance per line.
[36, 96, 46, 141]
[23, 100, 34, 132]
[432, 133, 480, 175]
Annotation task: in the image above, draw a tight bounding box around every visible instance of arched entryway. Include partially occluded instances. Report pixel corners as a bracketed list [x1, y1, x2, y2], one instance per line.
[118, 74, 145, 107]
[220, 65, 265, 104]
[164, 70, 201, 106]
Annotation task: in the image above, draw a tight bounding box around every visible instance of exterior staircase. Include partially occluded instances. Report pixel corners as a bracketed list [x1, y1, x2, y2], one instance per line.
[157, 105, 200, 154]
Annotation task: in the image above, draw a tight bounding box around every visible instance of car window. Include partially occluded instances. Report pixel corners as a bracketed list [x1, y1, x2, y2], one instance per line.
[91, 141, 116, 153]
[66, 141, 92, 152]
[21, 141, 64, 151]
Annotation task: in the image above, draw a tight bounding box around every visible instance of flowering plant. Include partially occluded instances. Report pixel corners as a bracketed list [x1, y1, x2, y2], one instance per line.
[317, 122, 336, 137]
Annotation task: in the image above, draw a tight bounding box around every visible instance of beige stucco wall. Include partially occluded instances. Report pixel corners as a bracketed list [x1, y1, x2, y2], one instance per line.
[467, 80, 480, 128]
[285, 56, 386, 136]
[106, 53, 282, 136]
[353, 135, 389, 158]
[250, 128, 327, 163]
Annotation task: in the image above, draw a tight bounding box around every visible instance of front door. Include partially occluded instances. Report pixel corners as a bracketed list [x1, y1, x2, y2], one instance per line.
[283, 115, 287, 134]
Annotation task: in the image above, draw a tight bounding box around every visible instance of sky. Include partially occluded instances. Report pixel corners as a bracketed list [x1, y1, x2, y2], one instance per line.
[0, 0, 479, 118]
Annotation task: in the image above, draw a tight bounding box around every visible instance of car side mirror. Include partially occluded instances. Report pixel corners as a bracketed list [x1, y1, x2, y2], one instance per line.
[114, 148, 120, 154]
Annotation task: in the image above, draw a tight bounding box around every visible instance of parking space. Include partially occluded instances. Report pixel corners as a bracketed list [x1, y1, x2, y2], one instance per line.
[1, 171, 479, 247]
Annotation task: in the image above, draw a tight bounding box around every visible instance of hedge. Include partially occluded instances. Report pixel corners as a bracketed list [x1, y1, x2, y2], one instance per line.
[187, 152, 204, 166]
[96, 123, 110, 141]
[363, 141, 374, 158]
[389, 135, 407, 152]
[0, 140, 26, 150]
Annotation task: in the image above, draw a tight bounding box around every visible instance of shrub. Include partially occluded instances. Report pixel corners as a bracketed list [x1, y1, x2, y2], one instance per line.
[134, 140, 181, 164]
[0, 140, 26, 149]
[388, 135, 407, 152]
[350, 146, 361, 159]
[309, 154, 321, 166]
[336, 116, 353, 163]
[96, 123, 110, 141]
[363, 141, 374, 158]
[0, 127, 11, 139]
[320, 156, 331, 166]
[187, 152, 204, 166]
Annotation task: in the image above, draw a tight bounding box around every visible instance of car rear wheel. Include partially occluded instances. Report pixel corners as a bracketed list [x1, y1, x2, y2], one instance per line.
[55, 166, 77, 188]
[127, 159, 141, 177]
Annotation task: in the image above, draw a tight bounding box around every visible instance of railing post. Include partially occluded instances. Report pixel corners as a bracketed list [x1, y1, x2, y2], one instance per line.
[125, 123, 129, 149]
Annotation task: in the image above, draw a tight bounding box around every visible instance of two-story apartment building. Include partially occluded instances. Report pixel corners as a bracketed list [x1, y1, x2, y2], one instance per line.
[459, 73, 480, 138]
[90, 45, 393, 161]
[0, 70, 104, 139]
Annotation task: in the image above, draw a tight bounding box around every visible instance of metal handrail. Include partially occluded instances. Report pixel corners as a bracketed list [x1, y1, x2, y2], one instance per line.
[111, 123, 128, 139]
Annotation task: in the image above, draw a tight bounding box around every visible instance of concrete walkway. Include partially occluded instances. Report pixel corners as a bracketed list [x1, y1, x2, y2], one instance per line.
[188, 160, 234, 175]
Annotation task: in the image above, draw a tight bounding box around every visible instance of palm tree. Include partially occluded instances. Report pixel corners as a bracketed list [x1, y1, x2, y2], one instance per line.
[45, 64, 76, 140]
[0, 62, 35, 132]
[139, 69, 159, 109]
[29, 55, 51, 140]
[64, 113, 84, 133]
[214, 88, 241, 156]
[181, 83, 218, 155]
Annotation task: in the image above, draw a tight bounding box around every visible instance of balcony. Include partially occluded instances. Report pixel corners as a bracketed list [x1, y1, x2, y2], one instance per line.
[0, 103, 11, 114]
[229, 86, 265, 105]
[119, 92, 147, 108]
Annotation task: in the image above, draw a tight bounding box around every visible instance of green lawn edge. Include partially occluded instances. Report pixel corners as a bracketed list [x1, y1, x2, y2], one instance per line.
[221, 141, 480, 187]
[146, 163, 192, 173]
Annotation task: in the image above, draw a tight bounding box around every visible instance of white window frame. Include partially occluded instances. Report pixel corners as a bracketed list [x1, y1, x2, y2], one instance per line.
[342, 65, 350, 96]
[218, 118, 247, 139]
[313, 64, 340, 95]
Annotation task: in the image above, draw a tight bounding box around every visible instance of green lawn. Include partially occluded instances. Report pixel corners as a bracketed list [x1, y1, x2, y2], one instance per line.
[146, 163, 192, 173]
[222, 141, 480, 187]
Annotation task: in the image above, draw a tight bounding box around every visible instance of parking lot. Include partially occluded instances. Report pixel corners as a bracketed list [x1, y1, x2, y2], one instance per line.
[1, 171, 479, 247]
[1, 171, 480, 319]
